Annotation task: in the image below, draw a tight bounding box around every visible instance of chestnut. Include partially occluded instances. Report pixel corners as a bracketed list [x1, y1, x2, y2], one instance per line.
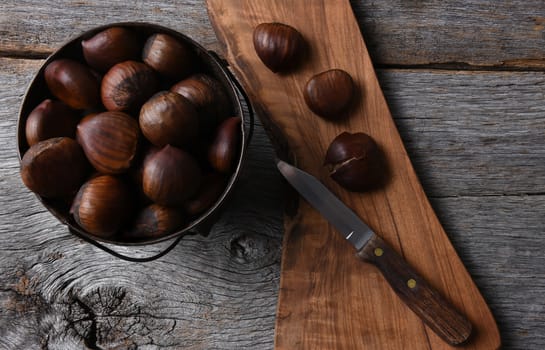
[101, 60, 159, 112]
[25, 99, 79, 146]
[77, 111, 140, 174]
[44, 59, 100, 110]
[184, 173, 227, 216]
[208, 116, 241, 173]
[304, 69, 355, 120]
[20, 137, 89, 198]
[142, 33, 195, 80]
[170, 74, 230, 131]
[253, 22, 306, 73]
[142, 145, 201, 206]
[126, 204, 184, 240]
[82, 27, 141, 73]
[139, 91, 199, 147]
[324, 132, 384, 192]
[129, 145, 160, 188]
[71, 175, 131, 237]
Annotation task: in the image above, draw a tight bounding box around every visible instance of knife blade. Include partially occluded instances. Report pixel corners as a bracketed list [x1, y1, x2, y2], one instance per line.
[276, 159, 472, 346]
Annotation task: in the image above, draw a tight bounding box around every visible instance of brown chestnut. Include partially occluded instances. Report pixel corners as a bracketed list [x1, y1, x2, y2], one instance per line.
[253, 22, 305, 73]
[208, 116, 241, 173]
[184, 173, 227, 216]
[142, 145, 201, 206]
[139, 91, 199, 147]
[101, 60, 159, 112]
[126, 204, 184, 240]
[44, 59, 100, 110]
[82, 27, 141, 73]
[20, 137, 89, 198]
[324, 132, 384, 192]
[304, 69, 355, 120]
[25, 99, 79, 146]
[170, 74, 230, 131]
[130, 145, 160, 188]
[77, 111, 140, 174]
[142, 33, 194, 80]
[70, 175, 131, 237]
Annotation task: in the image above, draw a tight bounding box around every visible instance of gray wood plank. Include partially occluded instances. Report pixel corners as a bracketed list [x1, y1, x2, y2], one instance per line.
[2, 1, 545, 68]
[1, 58, 544, 349]
[379, 69, 545, 196]
[351, 0, 545, 68]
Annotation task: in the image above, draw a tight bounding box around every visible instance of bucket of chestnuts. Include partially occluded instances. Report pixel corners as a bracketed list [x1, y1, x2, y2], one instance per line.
[16, 23, 253, 261]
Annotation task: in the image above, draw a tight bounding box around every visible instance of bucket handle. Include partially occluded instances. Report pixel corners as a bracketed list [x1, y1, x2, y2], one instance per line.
[69, 228, 184, 262]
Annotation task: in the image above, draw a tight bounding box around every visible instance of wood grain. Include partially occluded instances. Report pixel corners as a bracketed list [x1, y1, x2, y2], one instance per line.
[206, 1, 499, 348]
[1, 0, 545, 345]
[3, 0, 545, 69]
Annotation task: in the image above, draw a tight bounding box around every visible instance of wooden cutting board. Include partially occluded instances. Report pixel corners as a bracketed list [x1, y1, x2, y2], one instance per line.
[206, 1, 500, 349]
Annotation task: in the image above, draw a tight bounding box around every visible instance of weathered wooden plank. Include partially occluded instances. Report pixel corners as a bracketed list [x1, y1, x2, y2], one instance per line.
[2, 1, 545, 68]
[0, 0, 221, 56]
[431, 195, 545, 350]
[1, 58, 544, 348]
[0, 58, 285, 349]
[379, 69, 545, 196]
[351, 0, 545, 68]
[1, 194, 543, 349]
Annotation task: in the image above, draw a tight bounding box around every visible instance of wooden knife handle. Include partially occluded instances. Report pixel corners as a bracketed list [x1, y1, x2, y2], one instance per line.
[357, 234, 472, 346]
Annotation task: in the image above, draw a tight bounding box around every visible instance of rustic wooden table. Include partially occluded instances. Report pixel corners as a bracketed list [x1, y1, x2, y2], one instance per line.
[1, 1, 544, 349]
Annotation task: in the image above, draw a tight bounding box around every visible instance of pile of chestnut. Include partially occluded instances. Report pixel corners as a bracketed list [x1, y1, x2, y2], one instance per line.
[20, 26, 241, 241]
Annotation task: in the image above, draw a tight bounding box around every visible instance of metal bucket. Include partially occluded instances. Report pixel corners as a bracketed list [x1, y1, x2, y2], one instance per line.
[16, 22, 254, 261]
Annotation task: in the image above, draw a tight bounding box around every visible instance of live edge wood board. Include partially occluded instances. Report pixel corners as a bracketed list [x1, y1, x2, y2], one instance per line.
[206, 1, 500, 349]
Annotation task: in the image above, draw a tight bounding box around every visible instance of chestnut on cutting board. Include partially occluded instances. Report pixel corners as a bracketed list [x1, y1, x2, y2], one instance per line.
[253, 22, 306, 73]
[324, 132, 385, 192]
[304, 69, 355, 120]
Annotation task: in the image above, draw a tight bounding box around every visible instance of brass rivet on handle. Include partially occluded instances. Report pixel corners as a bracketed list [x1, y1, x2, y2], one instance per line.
[407, 279, 417, 289]
[374, 248, 383, 256]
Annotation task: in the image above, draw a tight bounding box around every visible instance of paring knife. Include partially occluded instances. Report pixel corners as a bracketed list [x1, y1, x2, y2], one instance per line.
[276, 160, 472, 346]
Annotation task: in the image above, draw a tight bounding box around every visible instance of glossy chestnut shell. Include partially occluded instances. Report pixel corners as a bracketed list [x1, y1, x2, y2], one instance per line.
[101, 60, 159, 112]
[142, 33, 195, 80]
[304, 69, 355, 120]
[324, 132, 384, 192]
[25, 99, 79, 146]
[126, 204, 184, 240]
[71, 174, 131, 237]
[170, 74, 230, 132]
[77, 111, 140, 174]
[253, 22, 306, 73]
[44, 59, 100, 110]
[184, 173, 226, 216]
[142, 145, 202, 206]
[139, 91, 199, 147]
[208, 117, 241, 173]
[82, 27, 142, 73]
[20, 137, 89, 198]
